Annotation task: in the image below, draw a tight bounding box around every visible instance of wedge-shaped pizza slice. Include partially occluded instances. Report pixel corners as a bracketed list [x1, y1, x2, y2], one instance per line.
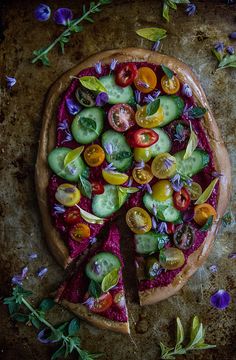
[55, 224, 130, 334]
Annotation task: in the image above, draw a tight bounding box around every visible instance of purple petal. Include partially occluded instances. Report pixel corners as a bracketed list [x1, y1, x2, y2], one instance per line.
[53, 8, 73, 26]
[53, 204, 65, 214]
[29, 253, 38, 260]
[185, 3, 197, 16]
[104, 143, 113, 155]
[144, 94, 155, 104]
[228, 252, 236, 259]
[183, 208, 194, 222]
[11, 275, 23, 286]
[170, 174, 183, 192]
[152, 216, 157, 230]
[214, 41, 224, 52]
[83, 297, 95, 308]
[37, 267, 48, 278]
[89, 237, 97, 245]
[182, 84, 192, 97]
[96, 92, 109, 107]
[58, 119, 69, 131]
[229, 32, 236, 39]
[152, 204, 157, 216]
[110, 59, 118, 71]
[134, 90, 141, 104]
[209, 265, 218, 273]
[135, 160, 145, 169]
[94, 61, 102, 75]
[34, 4, 51, 22]
[226, 46, 235, 55]
[145, 183, 152, 194]
[157, 222, 168, 234]
[210, 289, 231, 310]
[164, 158, 174, 169]
[66, 98, 80, 115]
[127, 177, 133, 187]
[37, 328, 59, 344]
[136, 80, 150, 89]
[21, 266, 29, 278]
[6, 76, 16, 89]
[152, 40, 160, 52]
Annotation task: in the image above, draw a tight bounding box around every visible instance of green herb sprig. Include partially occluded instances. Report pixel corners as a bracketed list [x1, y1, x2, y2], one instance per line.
[160, 316, 216, 359]
[32, 0, 111, 66]
[212, 49, 236, 70]
[4, 286, 101, 360]
[162, 0, 190, 22]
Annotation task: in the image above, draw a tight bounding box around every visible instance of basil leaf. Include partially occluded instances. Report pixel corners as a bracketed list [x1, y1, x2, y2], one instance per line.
[146, 98, 160, 116]
[183, 124, 198, 160]
[101, 268, 120, 293]
[68, 318, 80, 336]
[88, 280, 102, 298]
[79, 117, 98, 133]
[176, 317, 185, 347]
[38, 298, 55, 312]
[200, 215, 214, 232]
[77, 206, 105, 224]
[161, 64, 174, 79]
[63, 146, 84, 168]
[117, 187, 129, 208]
[79, 76, 107, 93]
[195, 178, 219, 205]
[119, 186, 139, 194]
[112, 151, 132, 160]
[188, 107, 207, 119]
[162, 2, 170, 22]
[78, 175, 92, 199]
[136, 27, 167, 41]
[218, 54, 236, 69]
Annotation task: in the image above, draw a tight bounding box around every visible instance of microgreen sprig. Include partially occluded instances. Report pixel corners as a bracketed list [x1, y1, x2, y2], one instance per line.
[4, 286, 101, 360]
[162, 0, 190, 22]
[32, 0, 111, 66]
[160, 316, 216, 359]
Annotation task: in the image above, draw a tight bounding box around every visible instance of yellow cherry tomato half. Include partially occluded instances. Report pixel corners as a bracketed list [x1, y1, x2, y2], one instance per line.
[134, 67, 157, 93]
[102, 169, 128, 185]
[159, 247, 185, 270]
[84, 144, 105, 167]
[194, 203, 217, 226]
[152, 180, 173, 201]
[126, 207, 152, 234]
[132, 164, 153, 185]
[134, 147, 152, 163]
[161, 75, 180, 95]
[55, 184, 81, 207]
[135, 104, 164, 128]
[186, 182, 203, 201]
[151, 153, 177, 179]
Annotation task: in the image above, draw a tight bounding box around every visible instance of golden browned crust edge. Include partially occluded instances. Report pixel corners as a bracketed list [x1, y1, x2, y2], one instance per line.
[55, 298, 130, 334]
[35, 48, 231, 303]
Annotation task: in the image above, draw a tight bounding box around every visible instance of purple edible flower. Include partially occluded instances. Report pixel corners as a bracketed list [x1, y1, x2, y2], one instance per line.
[152, 40, 160, 52]
[228, 252, 236, 259]
[185, 3, 197, 16]
[211, 171, 223, 178]
[83, 297, 95, 308]
[229, 32, 236, 39]
[170, 174, 183, 192]
[53, 8, 73, 26]
[134, 90, 141, 104]
[157, 222, 168, 234]
[226, 46, 235, 55]
[61, 130, 73, 144]
[11, 266, 29, 286]
[144, 91, 160, 104]
[96, 92, 109, 107]
[104, 143, 113, 155]
[152, 216, 157, 230]
[29, 253, 38, 260]
[94, 61, 102, 75]
[210, 289, 231, 310]
[127, 177, 133, 187]
[136, 80, 150, 89]
[164, 157, 174, 169]
[110, 59, 118, 71]
[37, 328, 59, 344]
[185, 178, 193, 186]
[182, 83, 192, 97]
[37, 266, 48, 278]
[135, 160, 145, 169]
[105, 162, 116, 171]
[214, 42, 224, 53]
[152, 204, 157, 216]
[67, 165, 77, 175]
[58, 119, 69, 131]
[66, 98, 80, 115]
[53, 204, 65, 214]
[89, 237, 97, 245]
[145, 183, 152, 194]
[34, 4, 51, 22]
[6, 76, 16, 89]
[209, 264, 218, 273]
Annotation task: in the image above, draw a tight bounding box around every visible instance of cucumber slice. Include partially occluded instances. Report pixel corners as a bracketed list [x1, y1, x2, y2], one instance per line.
[92, 185, 128, 218]
[85, 252, 121, 283]
[143, 193, 182, 223]
[159, 96, 184, 127]
[174, 149, 209, 177]
[135, 231, 169, 255]
[48, 147, 86, 182]
[71, 107, 104, 144]
[150, 128, 172, 156]
[102, 130, 133, 171]
[99, 75, 135, 105]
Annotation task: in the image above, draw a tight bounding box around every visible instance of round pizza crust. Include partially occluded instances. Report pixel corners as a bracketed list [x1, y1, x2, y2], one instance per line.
[35, 48, 231, 305]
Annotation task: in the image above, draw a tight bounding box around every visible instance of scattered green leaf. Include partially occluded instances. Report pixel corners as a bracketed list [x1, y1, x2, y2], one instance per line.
[79, 76, 107, 93]
[68, 318, 80, 336]
[161, 64, 174, 79]
[188, 106, 207, 119]
[222, 211, 234, 227]
[101, 268, 120, 292]
[195, 178, 219, 205]
[218, 54, 236, 69]
[77, 206, 105, 224]
[136, 27, 167, 41]
[183, 124, 198, 160]
[64, 146, 84, 168]
[88, 280, 102, 299]
[146, 98, 160, 116]
[79, 117, 98, 134]
[78, 175, 92, 199]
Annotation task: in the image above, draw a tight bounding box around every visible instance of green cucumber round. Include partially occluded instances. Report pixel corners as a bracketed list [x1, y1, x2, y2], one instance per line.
[135, 231, 169, 255]
[150, 128, 172, 156]
[85, 252, 121, 283]
[92, 185, 128, 218]
[143, 193, 182, 223]
[71, 107, 104, 144]
[48, 147, 86, 182]
[159, 96, 184, 127]
[174, 149, 210, 177]
[99, 75, 135, 105]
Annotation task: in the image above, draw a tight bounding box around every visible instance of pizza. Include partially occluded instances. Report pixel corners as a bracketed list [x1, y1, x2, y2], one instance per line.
[35, 48, 231, 334]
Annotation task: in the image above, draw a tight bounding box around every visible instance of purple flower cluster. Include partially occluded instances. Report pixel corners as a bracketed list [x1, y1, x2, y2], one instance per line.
[35, 5, 73, 25]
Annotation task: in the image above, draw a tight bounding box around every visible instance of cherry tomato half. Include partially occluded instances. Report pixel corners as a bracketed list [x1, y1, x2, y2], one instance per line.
[161, 75, 180, 95]
[90, 293, 113, 313]
[173, 224, 194, 250]
[115, 63, 138, 87]
[132, 164, 153, 185]
[64, 209, 81, 225]
[84, 145, 105, 167]
[126, 207, 152, 234]
[151, 153, 176, 179]
[55, 184, 81, 207]
[173, 188, 191, 211]
[133, 147, 152, 163]
[167, 223, 175, 234]
[69, 223, 91, 242]
[193, 203, 217, 226]
[113, 291, 126, 309]
[159, 247, 185, 270]
[135, 104, 164, 128]
[134, 67, 157, 93]
[91, 181, 104, 195]
[126, 129, 159, 148]
[152, 180, 173, 202]
[108, 104, 135, 132]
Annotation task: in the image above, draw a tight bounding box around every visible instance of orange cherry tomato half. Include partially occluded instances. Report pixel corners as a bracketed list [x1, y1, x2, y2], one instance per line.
[90, 292, 113, 313]
[194, 203, 217, 226]
[126, 128, 159, 148]
[173, 188, 191, 211]
[126, 207, 152, 234]
[161, 75, 180, 95]
[134, 67, 157, 93]
[115, 63, 138, 87]
[132, 164, 153, 185]
[108, 104, 135, 132]
[64, 209, 81, 225]
[69, 223, 91, 242]
[84, 145, 105, 167]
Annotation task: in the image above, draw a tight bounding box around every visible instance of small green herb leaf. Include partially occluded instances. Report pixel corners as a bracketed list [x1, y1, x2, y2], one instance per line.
[162, 2, 170, 22]
[68, 318, 80, 336]
[218, 54, 236, 69]
[79, 117, 98, 133]
[146, 98, 160, 116]
[64, 146, 84, 168]
[88, 280, 102, 299]
[188, 107, 207, 119]
[166, 0, 177, 10]
[78, 175, 92, 199]
[38, 298, 55, 312]
[200, 215, 214, 232]
[176, 317, 184, 347]
[112, 151, 132, 161]
[119, 186, 139, 194]
[79, 76, 107, 93]
[222, 211, 234, 227]
[136, 27, 167, 41]
[77, 206, 105, 224]
[101, 268, 120, 293]
[161, 64, 174, 79]
[183, 124, 198, 160]
[195, 178, 219, 205]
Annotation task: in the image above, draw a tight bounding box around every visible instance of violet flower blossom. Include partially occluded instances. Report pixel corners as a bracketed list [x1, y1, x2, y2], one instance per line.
[53, 8, 73, 26]
[210, 289, 231, 310]
[182, 83, 192, 97]
[37, 328, 59, 344]
[53, 204, 65, 214]
[228, 252, 236, 259]
[226, 46, 235, 55]
[144, 91, 160, 104]
[134, 90, 141, 104]
[152, 216, 157, 230]
[34, 4, 51, 22]
[209, 264, 218, 273]
[89, 237, 97, 245]
[157, 222, 168, 234]
[29, 253, 38, 260]
[37, 266, 48, 278]
[229, 32, 236, 39]
[214, 42, 224, 53]
[11, 266, 29, 286]
[6, 76, 16, 89]
[152, 40, 160, 52]
[164, 157, 174, 169]
[104, 143, 113, 155]
[185, 3, 197, 16]
[96, 92, 109, 107]
[94, 61, 102, 75]
[110, 59, 118, 71]
[170, 174, 183, 192]
[66, 98, 80, 115]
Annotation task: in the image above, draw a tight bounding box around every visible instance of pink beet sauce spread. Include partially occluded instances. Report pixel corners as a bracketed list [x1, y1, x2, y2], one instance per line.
[49, 62, 219, 319]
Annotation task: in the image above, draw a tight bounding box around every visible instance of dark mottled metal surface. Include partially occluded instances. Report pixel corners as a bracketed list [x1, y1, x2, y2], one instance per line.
[0, 0, 235, 359]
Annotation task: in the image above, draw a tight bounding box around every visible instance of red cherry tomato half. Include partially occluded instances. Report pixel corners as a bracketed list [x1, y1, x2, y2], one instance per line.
[108, 104, 135, 132]
[90, 293, 113, 313]
[115, 63, 138, 87]
[173, 188, 191, 211]
[167, 222, 175, 234]
[63, 209, 81, 225]
[127, 129, 159, 148]
[91, 181, 104, 195]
